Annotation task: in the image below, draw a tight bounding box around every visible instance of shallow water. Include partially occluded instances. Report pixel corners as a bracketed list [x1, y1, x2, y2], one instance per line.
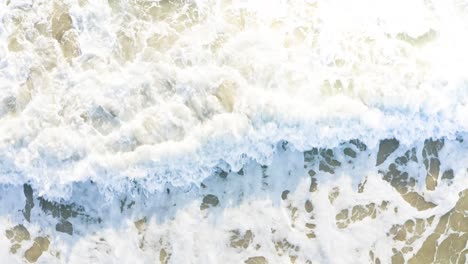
[1, 137, 467, 263]
[0, 0, 467, 263]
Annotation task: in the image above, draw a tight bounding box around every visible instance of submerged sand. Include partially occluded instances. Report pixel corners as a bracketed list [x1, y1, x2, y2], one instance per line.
[1, 137, 466, 263]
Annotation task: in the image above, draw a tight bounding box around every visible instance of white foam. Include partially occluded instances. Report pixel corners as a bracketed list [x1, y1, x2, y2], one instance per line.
[0, 0, 467, 200]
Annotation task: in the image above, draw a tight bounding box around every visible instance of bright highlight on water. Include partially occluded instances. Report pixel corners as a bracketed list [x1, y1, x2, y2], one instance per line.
[0, 0, 467, 263]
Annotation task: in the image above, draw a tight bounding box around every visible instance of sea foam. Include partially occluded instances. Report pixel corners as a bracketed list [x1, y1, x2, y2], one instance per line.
[0, 0, 467, 200]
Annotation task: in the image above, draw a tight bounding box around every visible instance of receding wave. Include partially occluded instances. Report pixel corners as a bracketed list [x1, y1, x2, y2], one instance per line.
[0, 0, 467, 263]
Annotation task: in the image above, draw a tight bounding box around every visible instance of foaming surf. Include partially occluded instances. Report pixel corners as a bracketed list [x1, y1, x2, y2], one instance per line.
[0, 0, 467, 263]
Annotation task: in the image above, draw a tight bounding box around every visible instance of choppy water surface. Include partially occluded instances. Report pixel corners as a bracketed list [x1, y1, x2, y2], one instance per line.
[0, 0, 467, 263]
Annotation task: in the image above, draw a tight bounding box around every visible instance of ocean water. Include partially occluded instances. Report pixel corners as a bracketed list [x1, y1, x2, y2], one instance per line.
[0, 0, 467, 263]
